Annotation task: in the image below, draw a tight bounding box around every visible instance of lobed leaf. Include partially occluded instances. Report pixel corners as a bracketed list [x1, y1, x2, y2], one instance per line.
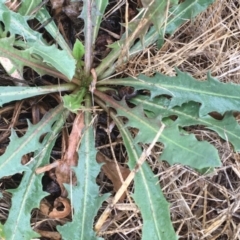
[131, 96, 240, 152]
[99, 69, 240, 116]
[0, 35, 45, 77]
[0, 104, 65, 178]
[15, 41, 75, 80]
[36, 8, 73, 57]
[135, 165, 178, 240]
[4, 169, 45, 239]
[0, 3, 44, 43]
[3, 112, 67, 240]
[112, 114, 178, 240]
[94, 90, 221, 170]
[0, 84, 75, 107]
[28, 42, 75, 79]
[57, 111, 107, 240]
[0, 35, 75, 79]
[0, 4, 75, 79]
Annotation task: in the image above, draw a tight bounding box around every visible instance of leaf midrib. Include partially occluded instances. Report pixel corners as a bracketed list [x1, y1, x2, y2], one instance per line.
[134, 98, 240, 140]
[120, 102, 207, 158]
[118, 120, 164, 239]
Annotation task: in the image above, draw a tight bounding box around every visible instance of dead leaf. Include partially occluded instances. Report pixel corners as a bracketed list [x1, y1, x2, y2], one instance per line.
[0, 57, 23, 82]
[55, 112, 84, 197]
[64, 112, 84, 166]
[5, 0, 21, 12]
[21, 154, 30, 165]
[55, 160, 75, 197]
[36, 112, 84, 198]
[35, 161, 59, 174]
[50, 0, 64, 9]
[35, 229, 61, 240]
[62, 1, 82, 20]
[96, 152, 130, 202]
[40, 199, 51, 216]
[49, 197, 71, 219]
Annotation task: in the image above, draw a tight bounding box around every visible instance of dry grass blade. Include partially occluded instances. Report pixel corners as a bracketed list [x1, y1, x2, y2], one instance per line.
[126, 0, 240, 82]
[95, 123, 165, 233]
[96, 152, 130, 202]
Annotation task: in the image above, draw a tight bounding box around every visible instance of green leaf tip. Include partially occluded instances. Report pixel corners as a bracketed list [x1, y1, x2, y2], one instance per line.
[134, 163, 178, 240]
[63, 88, 87, 113]
[73, 39, 85, 68]
[73, 39, 85, 59]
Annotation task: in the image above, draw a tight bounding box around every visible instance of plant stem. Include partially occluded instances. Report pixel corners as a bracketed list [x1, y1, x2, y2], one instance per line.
[95, 47, 121, 78]
[84, 93, 92, 124]
[40, 83, 77, 92]
[84, 0, 93, 76]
